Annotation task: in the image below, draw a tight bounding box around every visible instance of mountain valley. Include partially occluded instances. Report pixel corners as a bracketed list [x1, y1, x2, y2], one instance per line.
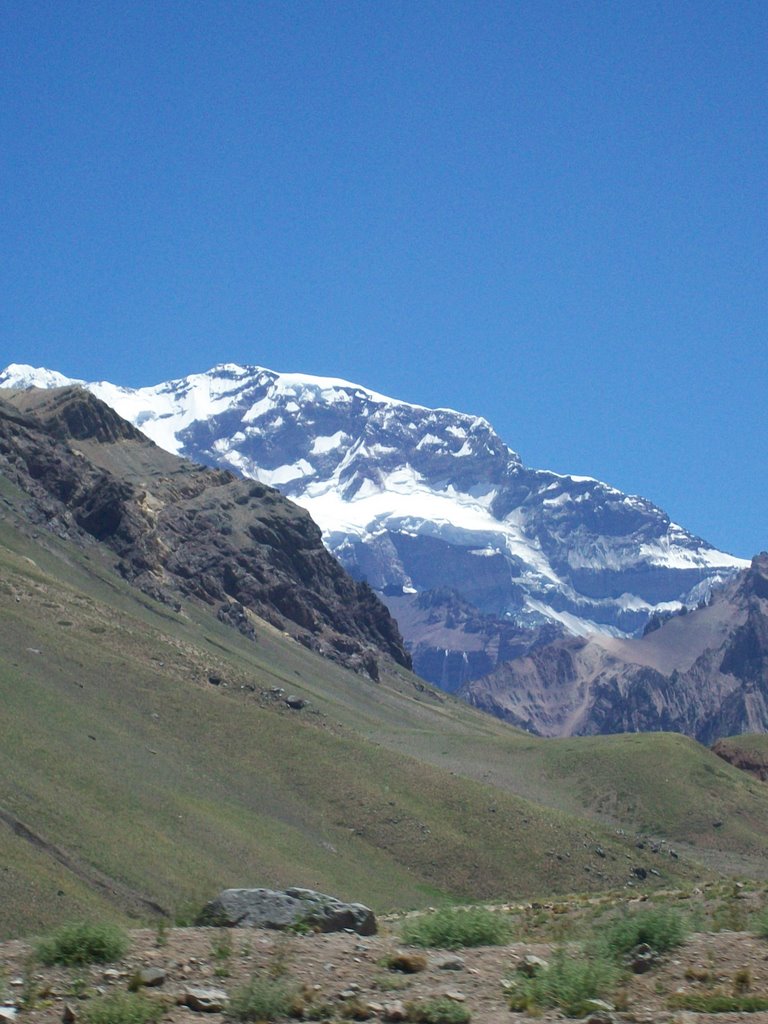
[2, 382, 768, 938]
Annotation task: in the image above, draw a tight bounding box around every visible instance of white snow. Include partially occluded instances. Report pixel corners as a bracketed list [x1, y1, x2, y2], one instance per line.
[310, 432, 348, 455]
[257, 460, 315, 487]
[0, 363, 83, 389]
[0, 358, 749, 641]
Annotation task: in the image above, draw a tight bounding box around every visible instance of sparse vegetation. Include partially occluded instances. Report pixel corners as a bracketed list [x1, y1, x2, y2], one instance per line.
[36, 921, 129, 966]
[407, 997, 471, 1024]
[227, 976, 297, 1022]
[754, 909, 768, 939]
[599, 906, 687, 960]
[507, 946, 620, 1017]
[80, 992, 164, 1024]
[401, 907, 511, 949]
[669, 992, 768, 1013]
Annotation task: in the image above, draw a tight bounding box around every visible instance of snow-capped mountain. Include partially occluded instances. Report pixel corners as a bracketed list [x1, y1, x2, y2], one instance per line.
[0, 362, 746, 686]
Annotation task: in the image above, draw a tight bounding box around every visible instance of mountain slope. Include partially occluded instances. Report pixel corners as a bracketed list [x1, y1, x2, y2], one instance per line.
[0, 386, 409, 676]
[3, 418, 768, 938]
[461, 554, 768, 742]
[0, 363, 745, 693]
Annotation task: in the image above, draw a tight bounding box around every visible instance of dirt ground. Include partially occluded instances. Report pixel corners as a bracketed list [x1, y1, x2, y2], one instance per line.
[4, 911, 768, 1024]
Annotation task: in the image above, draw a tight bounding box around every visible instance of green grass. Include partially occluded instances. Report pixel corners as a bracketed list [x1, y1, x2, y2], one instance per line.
[753, 909, 768, 938]
[669, 992, 768, 1013]
[507, 946, 620, 1017]
[80, 993, 164, 1024]
[36, 921, 129, 966]
[227, 977, 296, 1022]
[598, 906, 688, 960]
[3, 468, 768, 938]
[407, 997, 471, 1024]
[401, 907, 511, 949]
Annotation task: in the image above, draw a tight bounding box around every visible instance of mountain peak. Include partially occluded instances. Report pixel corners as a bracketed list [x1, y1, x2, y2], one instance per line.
[0, 361, 747, 691]
[0, 363, 81, 390]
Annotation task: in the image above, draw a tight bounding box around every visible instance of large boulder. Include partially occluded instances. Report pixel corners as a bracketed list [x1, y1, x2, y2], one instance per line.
[195, 887, 377, 935]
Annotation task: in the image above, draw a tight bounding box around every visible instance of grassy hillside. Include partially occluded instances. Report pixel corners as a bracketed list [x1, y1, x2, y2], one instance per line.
[2, 480, 768, 938]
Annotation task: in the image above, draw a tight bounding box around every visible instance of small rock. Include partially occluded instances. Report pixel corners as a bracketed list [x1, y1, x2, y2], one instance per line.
[138, 968, 167, 988]
[366, 1002, 384, 1015]
[62, 1006, 77, 1024]
[583, 998, 615, 1012]
[443, 991, 466, 1002]
[432, 955, 465, 971]
[628, 942, 658, 974]
[382, 1001, 408, 1022]
[338, 990, 358, 1001]
[180, 987, 229, 1013]
[285, 695, 308, 710]
[102, 970, 122, 982]
[517, 955, 549, 977]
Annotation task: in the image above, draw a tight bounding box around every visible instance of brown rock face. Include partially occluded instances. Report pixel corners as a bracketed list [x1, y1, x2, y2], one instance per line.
[461, 553, 768, 742]
[0, 387, 410, 674]
[712, 737, 768, 781]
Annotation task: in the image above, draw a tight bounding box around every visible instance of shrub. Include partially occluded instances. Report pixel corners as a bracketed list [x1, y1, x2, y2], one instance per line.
[600, 907, 687, 960]
[36, 922, 129, 966]
[401, 907, 510, 949]
[507, 947, 619, 1017]
[381, 951, 428, 973]
[227, 977, 296, 1022]
[80, 993, 163, 1024]
[407, 997, 471, 1024]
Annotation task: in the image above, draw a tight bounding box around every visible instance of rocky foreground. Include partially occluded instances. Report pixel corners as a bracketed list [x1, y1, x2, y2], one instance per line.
[4, 885, 768, 1024]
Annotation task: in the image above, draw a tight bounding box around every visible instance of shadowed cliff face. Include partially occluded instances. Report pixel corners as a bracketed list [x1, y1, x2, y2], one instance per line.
[460, 554, 768, 742]
[0, 388, 410, 676]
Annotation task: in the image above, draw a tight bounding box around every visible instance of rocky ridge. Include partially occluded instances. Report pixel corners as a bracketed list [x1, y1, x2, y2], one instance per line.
[0, 387, 409, 675]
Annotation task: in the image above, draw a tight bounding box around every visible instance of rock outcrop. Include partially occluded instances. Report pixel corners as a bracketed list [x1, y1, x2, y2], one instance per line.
[196, 887, 377, 935]
[0, 387, 410, 675]
[461, 554, 768, 741]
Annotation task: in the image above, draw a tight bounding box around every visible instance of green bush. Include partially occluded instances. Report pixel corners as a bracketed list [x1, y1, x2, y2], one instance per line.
[407, 997, 471, 1024]
[227, 977, 296, 1022]
[36, 922, 129, 966]
[80, 993, 163, 1024]
[401, 907, 510, 949]
[600, 907, 687, 959]
[507, 947, 619, 1017]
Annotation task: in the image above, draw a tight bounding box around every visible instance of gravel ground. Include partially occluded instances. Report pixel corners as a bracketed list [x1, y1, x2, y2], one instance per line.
[4, 919, 768, 1024]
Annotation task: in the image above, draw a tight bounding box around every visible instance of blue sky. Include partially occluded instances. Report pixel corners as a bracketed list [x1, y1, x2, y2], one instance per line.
[2, 0, 766, 557]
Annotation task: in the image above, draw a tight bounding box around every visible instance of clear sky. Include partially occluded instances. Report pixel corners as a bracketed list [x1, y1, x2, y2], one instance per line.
[2, 1, 766, 557]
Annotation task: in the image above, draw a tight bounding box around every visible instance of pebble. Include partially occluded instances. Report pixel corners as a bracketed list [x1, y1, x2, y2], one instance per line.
[179, 987, 229, 1013]
[382, 1000, 408, 1022]
[443, 991, 466, 1002]
[432, 955, 465, 971]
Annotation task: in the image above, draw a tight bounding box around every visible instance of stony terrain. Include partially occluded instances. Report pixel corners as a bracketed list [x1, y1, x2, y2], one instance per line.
[5, 886, 768, 1024]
